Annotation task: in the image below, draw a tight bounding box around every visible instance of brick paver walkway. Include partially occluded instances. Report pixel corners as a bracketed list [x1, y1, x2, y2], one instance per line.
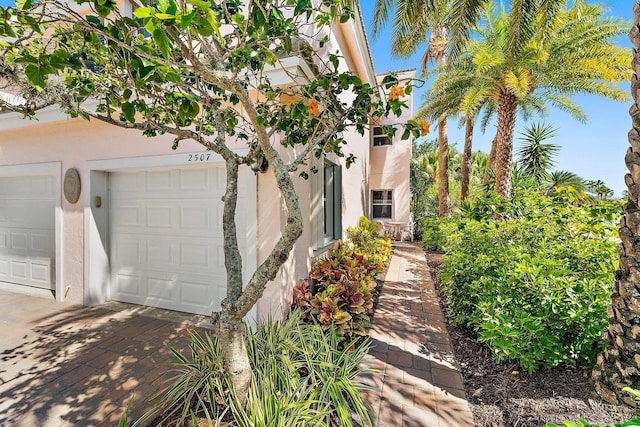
[359, 242, 474, 427]
[0, 289, 209, 426]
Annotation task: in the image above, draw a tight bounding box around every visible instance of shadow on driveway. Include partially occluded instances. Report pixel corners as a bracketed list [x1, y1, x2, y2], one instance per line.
[0, 290, 205, 426]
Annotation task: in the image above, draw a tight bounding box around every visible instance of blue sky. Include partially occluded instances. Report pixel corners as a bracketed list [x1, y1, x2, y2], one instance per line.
[360, 1, 633, 196]
[0, 0, 633, 195]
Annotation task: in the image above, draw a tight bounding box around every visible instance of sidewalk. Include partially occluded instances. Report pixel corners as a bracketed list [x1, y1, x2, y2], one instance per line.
[359, 242, 475, 427]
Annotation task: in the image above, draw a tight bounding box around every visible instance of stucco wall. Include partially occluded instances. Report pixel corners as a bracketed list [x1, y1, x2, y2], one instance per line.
[0, 116, 207, 304]
[369, 69, 415, 224]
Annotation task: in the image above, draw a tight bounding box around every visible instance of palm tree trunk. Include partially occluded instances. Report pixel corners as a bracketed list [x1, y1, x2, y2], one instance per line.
[461, 116, 473, 200]
[438, 114, 450, 217]
[436, 48, 451, 217]
[592, 2, 640, 406]
[483, 138, 496, 185]
[494, 92, 518, 199]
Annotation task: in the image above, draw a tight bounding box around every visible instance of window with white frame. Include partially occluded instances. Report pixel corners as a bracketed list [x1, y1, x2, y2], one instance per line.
[323, 161, 342, 243]
[371, 190, 393, 219]
[372, 125, 393, 146]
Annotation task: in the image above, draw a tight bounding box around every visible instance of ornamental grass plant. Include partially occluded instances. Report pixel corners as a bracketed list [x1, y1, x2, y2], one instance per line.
[136, 310, 373, 427]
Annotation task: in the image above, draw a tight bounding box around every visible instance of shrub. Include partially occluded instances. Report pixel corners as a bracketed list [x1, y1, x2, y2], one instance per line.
[421, 217, 459, 251]
[294, 243, 380, 341]
[347, 216, 393, 267]
[439, 189, 620, 372]
[141, 310, 373, 427]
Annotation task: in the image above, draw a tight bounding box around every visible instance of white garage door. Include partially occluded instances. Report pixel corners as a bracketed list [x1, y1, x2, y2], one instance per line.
[110, 165, 249, 315]
[0, 175, 56, 290]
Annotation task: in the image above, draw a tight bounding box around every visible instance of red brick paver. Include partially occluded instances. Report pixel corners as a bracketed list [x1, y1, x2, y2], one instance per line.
[0, 289, 209, 427]
[360, 242, 474, 427]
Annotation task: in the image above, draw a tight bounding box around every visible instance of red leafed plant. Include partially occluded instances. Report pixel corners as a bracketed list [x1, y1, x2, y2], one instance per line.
[294, 243, 383, 341]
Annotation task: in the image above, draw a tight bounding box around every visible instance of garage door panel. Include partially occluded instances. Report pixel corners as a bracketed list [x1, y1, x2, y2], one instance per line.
[10, 260, 27, 280]
[147, 276, 177, 303]
[0, 260, 8, 280]
[30, 176, 55, 195]
[146, 170, 173, 191]
[147, 206, 173, 228]
[111, 204, 141, 228]
[10, 233, 28, 252]
[180, 168, 209, 190]
[110, 171, 142, 193]
[113, 240, 143, 264]
[31, 233, 54, 253]
[112, 202, 219, 237]
[0, 174, 55, 290]
[215, 167, 226, 191]
[180, 206, 210, 229]
[147, 241, 174, 265]
[30, 261, 51, 286]
[113, 273, 142, 300]
[180, 243, 211, 268]
[110, 165, 241, 315]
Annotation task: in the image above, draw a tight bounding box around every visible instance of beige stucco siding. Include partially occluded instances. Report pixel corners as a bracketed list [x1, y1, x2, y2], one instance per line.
[0, 117, 211, 305]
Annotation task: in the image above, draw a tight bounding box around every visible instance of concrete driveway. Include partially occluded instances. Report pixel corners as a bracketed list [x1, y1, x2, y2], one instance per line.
[0, 287, 210, 427]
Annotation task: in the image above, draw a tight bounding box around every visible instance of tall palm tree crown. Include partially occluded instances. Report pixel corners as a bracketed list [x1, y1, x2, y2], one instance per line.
[453, 1, 628, 199]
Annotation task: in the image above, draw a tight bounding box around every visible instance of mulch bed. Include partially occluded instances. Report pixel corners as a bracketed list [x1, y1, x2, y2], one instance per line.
[425, 251, 640, 427]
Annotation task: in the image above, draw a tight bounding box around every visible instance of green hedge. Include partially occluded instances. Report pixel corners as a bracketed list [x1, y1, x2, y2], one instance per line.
[429, 189, 621, 372]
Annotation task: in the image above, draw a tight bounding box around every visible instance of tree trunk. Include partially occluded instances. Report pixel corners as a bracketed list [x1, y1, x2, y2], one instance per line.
[483, 137, 496, 185]
[218, 156, 253, 399]
[493, 92, 518, 199]
[592, 2, 640, 406]
[218, 319, 253, 400]
[461, 116, 473, 201]
[438, 113, 450, 217]
[434, 48, 450, 218]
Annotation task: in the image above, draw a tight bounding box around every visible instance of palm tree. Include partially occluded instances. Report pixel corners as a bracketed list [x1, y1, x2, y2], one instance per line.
[372, 0, 452, 217]
[416, 46, 551, 200]
[586, 179, 614, 200]
[416, 52, 496, 202]
[457, 2, 628, 200]
[447, 0, 567, 60]
[516, 122, 560, 185]
[546, 170, 587, 195]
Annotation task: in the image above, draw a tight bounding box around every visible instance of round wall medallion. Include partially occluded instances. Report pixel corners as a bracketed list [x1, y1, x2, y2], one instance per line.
[64, 168, 81, 204]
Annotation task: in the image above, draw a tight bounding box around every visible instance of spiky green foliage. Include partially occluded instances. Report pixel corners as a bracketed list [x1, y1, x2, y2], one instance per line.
[143, 311, 373, 427]
[447, 0, 568, 60]
[547, 170, 587, 194]
[426, 1, 629, 200]
[516, 121, 560, 184]
[372, 0, 449, 65]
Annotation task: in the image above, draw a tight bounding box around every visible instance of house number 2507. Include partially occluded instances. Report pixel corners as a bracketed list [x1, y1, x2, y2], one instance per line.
[188, 153, 211, 162]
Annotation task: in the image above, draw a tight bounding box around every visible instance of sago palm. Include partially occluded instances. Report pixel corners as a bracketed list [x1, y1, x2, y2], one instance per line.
[459, 2, 628, 199]
[372, 0, 452, 216]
